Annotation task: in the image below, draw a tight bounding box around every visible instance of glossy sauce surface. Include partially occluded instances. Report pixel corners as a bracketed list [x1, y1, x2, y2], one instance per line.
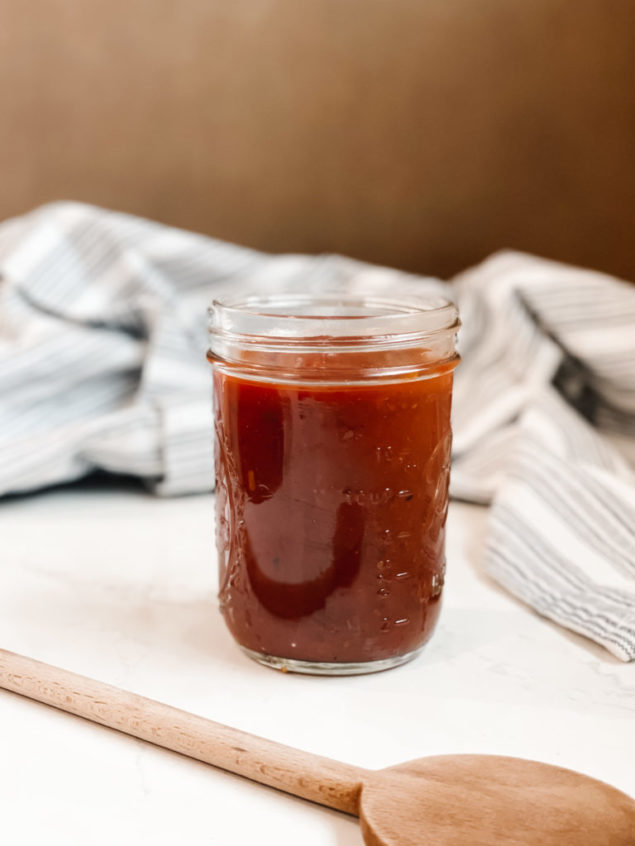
[213, 368, 454, 664]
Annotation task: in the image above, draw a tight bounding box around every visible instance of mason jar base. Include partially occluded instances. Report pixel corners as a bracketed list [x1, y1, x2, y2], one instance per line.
[239, 646, 424, 676]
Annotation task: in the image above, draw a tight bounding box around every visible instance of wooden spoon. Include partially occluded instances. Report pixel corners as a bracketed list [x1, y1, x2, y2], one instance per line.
[0, 648, 632, 845]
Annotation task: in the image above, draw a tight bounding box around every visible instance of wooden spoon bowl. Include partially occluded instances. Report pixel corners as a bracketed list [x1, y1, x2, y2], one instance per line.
[1, 649, 633, 845]
[359, 754, 635, 845]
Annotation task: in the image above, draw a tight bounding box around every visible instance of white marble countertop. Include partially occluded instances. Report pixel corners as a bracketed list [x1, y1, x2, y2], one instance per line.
[0, 481, 632, 845]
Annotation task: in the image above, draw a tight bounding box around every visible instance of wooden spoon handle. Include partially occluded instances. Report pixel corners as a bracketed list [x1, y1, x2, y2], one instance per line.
[0, 648, 364, 814]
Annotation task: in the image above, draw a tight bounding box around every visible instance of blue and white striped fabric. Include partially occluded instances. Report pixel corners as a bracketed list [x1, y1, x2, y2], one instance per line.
[1, 203, 634, 660]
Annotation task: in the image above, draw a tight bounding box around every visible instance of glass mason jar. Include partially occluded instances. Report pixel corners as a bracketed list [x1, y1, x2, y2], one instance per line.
[208, 288, 459, 675]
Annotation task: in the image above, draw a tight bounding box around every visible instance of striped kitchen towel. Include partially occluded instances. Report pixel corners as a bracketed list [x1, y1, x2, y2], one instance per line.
[450, 253, 635, 662]
[1, 203, 634, 660]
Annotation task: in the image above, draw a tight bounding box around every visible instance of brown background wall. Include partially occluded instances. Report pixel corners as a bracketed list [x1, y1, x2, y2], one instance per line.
[1, 0, 634, 278]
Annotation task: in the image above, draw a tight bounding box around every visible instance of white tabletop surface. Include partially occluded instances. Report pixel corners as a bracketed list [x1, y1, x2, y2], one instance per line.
[0, 480, 632, 845]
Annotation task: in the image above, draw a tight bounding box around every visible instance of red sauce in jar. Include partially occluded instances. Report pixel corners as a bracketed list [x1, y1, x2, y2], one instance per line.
[212, 362, 454, 666]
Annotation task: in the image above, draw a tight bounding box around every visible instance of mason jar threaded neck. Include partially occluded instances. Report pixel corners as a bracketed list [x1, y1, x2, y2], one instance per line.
[208, 290, 460, 384]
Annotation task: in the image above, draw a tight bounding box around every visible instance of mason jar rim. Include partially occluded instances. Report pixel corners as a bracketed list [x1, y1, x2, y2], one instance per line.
[209, 290, 459, 344]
